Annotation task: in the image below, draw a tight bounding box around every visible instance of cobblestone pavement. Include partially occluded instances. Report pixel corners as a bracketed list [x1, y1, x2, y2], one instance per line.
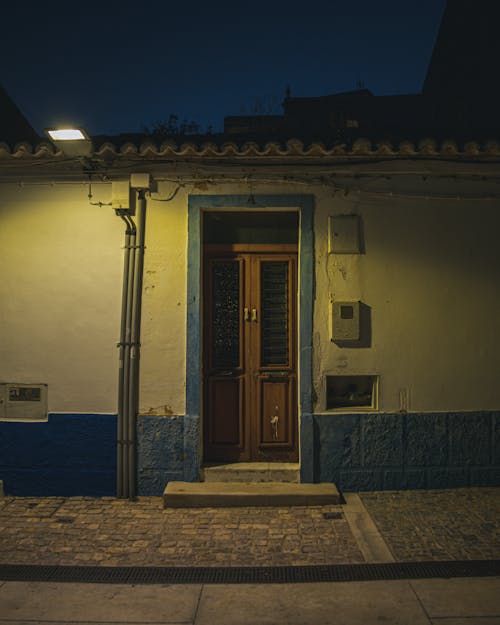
[360, 487, 500, 561]
[0, 496, 363, 567]
[1, 488, 499, 568]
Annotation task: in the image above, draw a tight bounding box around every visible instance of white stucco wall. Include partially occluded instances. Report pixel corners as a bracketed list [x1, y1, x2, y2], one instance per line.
[139, 183, 188, 415]
[312, 180, 500, 413]
[0, 182, 123, 413]
[2, 171, 499, 417]
[139, 175, 500, 415]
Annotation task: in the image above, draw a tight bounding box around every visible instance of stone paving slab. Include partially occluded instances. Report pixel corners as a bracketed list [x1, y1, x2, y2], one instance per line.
[0, 496, 363, 567]
[0, 581, 201, 623]
[194, 580, 432, 625]
[360, 487, 500, 561]
[410, 577, 500, 619]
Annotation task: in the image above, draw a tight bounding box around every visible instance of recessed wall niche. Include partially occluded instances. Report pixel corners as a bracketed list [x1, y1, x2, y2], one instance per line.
[326, 375, 378, 410]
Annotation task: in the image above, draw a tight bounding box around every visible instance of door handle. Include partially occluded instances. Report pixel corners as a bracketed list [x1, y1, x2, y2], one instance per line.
[244, 307, 249, 321]
[270, 415, 279, 440]
[251, 308, 258, 322]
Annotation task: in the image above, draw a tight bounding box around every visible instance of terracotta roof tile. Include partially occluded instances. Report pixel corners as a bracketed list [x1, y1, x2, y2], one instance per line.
[0, 138, 499, 161]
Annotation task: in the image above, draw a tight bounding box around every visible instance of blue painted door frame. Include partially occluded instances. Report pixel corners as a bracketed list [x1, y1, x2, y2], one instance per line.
[186, 195, 314, 482]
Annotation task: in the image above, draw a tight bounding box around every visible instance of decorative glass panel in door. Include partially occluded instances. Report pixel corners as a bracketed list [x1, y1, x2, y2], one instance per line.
[204, 258, 248, 460]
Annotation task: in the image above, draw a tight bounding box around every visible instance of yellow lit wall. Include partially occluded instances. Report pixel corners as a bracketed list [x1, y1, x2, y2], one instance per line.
[0, 182, 122, 413]
[140, 177, 500, 416]
[139, 184, 188, 415]
[312, 186, 500, 413]
[2, 174, 499, 419]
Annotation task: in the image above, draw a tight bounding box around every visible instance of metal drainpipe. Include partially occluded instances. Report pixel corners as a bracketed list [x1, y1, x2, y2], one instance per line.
[116, 212, 136, 498]
[127, 189, 147, 499]
[123, 217, 137, 498]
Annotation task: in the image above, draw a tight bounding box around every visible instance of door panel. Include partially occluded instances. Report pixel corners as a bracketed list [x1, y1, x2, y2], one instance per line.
[204, 250, 297, 462]
[257, 377, 295, 446]
[204, 257, 249, 460]
[207, 377, 245, 446]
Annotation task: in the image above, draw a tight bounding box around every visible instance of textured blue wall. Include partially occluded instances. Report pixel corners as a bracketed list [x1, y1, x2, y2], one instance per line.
[137, 415, 188, 495]
[315, 411, 500, 491]
[3, 411, 497, 497]
[0, 414, 116, 496]
[0, 413, 197, 497]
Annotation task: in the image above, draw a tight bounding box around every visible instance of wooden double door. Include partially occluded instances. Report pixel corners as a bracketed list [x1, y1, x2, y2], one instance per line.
[203, 246, 298, 462]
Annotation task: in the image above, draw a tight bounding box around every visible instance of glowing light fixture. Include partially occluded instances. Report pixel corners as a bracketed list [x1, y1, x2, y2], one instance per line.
[47, 128, 88, 141]
[45, 126, 93, 158]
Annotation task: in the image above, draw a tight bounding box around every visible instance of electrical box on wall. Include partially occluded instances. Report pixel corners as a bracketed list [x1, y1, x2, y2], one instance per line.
[0, 383, 48, 421]
[130, 173, 152, 190]
[331, 300, 360, 341]
[328, 215, 361, 254]
[112, 181, 135, 214]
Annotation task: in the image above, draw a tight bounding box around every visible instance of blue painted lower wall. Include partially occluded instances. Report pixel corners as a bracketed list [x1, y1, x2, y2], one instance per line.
[137, 415, 183, 495]
[136, 414, 200, 495]
[1, 411, 498, 496]
[0, 414, 117, 496]
[314, 411, 500, 491]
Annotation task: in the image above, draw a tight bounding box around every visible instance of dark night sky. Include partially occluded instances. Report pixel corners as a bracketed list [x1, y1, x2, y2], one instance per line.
[2, 0, 446, 136]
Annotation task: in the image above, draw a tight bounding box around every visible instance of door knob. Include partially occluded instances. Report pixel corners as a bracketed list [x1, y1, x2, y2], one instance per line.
[251, 308, 258, 322]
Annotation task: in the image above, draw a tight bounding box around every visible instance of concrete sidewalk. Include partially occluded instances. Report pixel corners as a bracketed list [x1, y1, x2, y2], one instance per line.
[1, 576, 499, 624]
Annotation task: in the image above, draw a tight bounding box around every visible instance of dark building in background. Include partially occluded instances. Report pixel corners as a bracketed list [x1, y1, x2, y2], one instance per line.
[225, 0, 500, 142]
[423, 0, 500, 134]
[0, 85, 39, 147]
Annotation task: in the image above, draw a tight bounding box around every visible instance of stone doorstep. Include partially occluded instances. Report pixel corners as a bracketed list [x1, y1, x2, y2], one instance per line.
[201, 462, 300, 483]
[163, 481, 341, 508]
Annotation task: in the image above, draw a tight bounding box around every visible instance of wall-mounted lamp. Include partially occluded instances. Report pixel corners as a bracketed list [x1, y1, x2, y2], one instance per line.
[45, 127, 93, 158]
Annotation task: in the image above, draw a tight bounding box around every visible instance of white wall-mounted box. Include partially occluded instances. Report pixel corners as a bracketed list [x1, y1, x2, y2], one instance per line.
[0, 383, 48, 422]
[331, 300, 360, 341]
[328, 215, 361, 253]
[112, 180, 135, 214]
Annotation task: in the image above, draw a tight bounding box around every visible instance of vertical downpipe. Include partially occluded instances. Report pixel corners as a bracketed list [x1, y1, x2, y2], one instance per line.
[116, 214, 136, 498]
[122, 222, 137, 498]
[127, 189, 147, 499]
[116, 217, 130, 498]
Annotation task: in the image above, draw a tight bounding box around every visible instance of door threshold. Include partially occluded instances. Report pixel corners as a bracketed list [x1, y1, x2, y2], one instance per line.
[201, 462, 300, 483]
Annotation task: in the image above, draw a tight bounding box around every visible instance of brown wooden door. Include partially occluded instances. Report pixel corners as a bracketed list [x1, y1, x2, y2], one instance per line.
[203, 249, 298, 462]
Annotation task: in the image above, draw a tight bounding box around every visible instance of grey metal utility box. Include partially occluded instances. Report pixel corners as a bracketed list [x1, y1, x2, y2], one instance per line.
[331, 301, 360, 341]
[0, 383, 48, 421]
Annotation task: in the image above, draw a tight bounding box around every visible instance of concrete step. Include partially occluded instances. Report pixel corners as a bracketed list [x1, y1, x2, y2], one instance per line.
[163, 481, 340, 508]
[202, 462, 300, 483]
